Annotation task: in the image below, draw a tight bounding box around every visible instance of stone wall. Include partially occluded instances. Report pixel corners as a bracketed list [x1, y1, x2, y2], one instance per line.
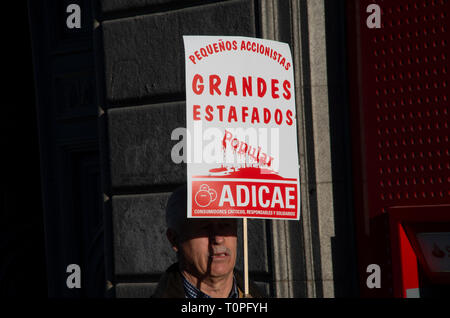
[94, 0, 277, 297]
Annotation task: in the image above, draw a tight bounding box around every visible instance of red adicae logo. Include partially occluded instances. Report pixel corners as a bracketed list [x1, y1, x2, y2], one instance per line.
[194, 184, 217, 207]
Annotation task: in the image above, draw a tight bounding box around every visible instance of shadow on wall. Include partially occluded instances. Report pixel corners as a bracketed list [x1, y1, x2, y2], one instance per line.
[0, 2, 48, 297]
[325, 0, 358, 297]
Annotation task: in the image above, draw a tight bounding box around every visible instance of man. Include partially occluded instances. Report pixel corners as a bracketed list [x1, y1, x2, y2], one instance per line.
[152, 185, 264, 298]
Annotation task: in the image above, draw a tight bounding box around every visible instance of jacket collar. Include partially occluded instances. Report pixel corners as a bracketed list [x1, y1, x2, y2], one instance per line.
[151, 263, 263, 298]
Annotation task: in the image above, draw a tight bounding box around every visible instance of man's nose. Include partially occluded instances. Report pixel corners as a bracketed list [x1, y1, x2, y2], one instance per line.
[209, 225, 225, 243]
[211, 233, 225, 244]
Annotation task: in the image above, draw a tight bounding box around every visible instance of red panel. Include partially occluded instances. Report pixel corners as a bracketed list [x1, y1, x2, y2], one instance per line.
[347, 0, 450, 297]
[398, 223, 419, 297]
[389, 205, 450, 290]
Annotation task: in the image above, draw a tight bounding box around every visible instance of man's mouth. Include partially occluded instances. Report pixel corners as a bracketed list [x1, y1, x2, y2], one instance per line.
[212, 252, 228, 257]
[210, 247, 230, 259]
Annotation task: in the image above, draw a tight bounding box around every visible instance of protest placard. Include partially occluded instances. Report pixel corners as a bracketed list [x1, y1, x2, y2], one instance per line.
[184, 35, 300, 222]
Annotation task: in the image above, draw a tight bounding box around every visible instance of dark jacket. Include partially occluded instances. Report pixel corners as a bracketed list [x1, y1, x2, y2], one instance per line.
[151, 263, 265, 298]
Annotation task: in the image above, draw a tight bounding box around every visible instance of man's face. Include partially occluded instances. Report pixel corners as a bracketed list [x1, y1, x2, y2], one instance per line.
[173, 219, 237, 279]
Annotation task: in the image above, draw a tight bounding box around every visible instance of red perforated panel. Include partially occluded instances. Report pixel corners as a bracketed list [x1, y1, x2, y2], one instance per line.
[347, 0, 449, 297]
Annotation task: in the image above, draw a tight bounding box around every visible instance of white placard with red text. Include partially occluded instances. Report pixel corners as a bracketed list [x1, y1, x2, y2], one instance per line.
[183, 35, 300, 220]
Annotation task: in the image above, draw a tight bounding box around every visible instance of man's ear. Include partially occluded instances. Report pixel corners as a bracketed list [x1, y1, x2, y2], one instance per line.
[166, 228, 179, 253]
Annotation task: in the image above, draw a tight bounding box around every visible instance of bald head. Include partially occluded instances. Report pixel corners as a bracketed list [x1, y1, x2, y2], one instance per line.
[165, 184, 188, 234]
[165, 184, 238, 240]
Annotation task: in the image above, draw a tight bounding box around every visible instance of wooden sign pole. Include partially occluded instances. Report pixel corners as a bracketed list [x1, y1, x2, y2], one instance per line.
[243, 217, 249, 297]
